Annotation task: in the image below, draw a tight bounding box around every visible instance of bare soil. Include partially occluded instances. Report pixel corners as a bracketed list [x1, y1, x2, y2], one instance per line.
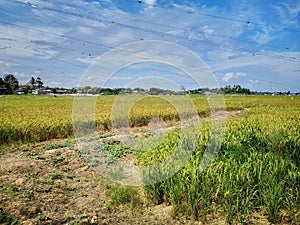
[0, 140, 227, 225]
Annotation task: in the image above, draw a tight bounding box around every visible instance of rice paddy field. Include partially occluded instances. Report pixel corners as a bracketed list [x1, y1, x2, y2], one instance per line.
[0, 94, 299, 224]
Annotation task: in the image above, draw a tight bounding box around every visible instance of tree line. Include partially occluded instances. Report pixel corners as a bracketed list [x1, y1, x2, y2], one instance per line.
[0, 74, 295, 96]
[0, 74, 44, 94]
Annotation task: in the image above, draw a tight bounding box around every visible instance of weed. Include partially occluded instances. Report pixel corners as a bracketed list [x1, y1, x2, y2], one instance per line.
[51, 155, 64, 165]
[36, 186, 52, 193]
[54, 182, 63, 189]
[36, 155, 45, 160]
[45, 140, 73, 150]
[106, 185, 141, 209]
[101, 138, 132, 163]
[38, 178, 54, 184]
[10, 185, 18, 194]
[65, 214, 75, 221]
[108, 166, 125, 181]
[25, 190, 34, 199]
[25, 151, 40, 156]
[66, 174, 75, 179]
[25, 172, 37, 180]
[64, 185, 75, 191]
[0, 145, 9, 156]
[99, 133, 115, 138]
[61, 166, 70, 172]
[50, 173, 62, 180]
[91, 174, 103, 186]
[81, 192, 88, 197]
[38, 213, 49, 221]
[0, 208, 19, 224]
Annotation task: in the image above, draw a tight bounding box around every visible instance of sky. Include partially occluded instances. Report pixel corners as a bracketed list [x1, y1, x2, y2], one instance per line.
[0, 0, 299, 92]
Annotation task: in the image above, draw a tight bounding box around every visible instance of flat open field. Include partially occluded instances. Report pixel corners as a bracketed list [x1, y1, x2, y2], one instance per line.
[0, 95, 299, 224]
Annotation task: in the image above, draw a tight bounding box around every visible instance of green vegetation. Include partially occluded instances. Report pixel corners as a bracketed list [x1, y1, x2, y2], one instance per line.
[138, 98, 300, 224]
[0, 208, 19, 224]
[106, 185, 141, 210]
[44, 140, 74, 150]
[101, 138, 132, 163]
[0, 74, 19, 95]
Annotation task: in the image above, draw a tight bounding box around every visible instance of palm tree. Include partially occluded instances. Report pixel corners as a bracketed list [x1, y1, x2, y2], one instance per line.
[36, 77, 43, 89]
[0, 77, 4, 87]
[0, 77, 5, 94]
[3, 74, 19, 94]
[29, 77, 36, 89]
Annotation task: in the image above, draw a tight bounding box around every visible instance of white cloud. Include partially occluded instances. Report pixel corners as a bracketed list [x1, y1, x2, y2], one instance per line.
[222, 72, 246, 82]
[236, 72, 247, 77]
[222, 72, 234, 82]
[173, 3, 198, 14]
[249, 26, 279, 45]
[274, 1, 300, 26]
[250, 79, 259, 84]
[144, 0, 156, 7]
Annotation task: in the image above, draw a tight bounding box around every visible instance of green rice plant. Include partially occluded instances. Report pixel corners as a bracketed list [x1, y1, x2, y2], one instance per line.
[138, 99, 300, 223]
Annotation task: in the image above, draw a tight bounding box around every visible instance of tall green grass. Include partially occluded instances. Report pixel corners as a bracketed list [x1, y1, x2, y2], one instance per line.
[138, 105, 300, 224]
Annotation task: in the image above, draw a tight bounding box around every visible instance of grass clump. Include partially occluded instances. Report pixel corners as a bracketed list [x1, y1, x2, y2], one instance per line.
[0, 208, 19, 224]
[106, 185, 141, 209]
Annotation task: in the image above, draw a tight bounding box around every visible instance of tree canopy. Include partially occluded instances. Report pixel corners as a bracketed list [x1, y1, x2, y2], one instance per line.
[0, 74, 19, 94]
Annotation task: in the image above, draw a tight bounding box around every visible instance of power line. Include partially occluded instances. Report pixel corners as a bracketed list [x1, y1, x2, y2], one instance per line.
[0, 7, 117, 50]
[0, 41, 86, 65]
[0, 6, 206, 69]
[1, 0, 299, 90]
[0, 16, 155, 65]
[46, 0, 294, 52]
[0, 29, 96, 58]
[134, 0, 300, 33]
[0, 58, 79, 80]
[0, 41, 89, 77]
[0, 14, 158, 66]
[0, 6, 150, 56]
[6, 0, 299, 62]
[108, 13, 290, 52]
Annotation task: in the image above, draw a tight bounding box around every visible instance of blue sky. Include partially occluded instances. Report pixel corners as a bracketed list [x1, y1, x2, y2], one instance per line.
[0, 0, 299, 92]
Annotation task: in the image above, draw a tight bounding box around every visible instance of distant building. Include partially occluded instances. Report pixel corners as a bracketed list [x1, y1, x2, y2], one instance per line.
[32, 89, 47, 95]
[17, 89, 25, 95]
[55, 89, 68, 95]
